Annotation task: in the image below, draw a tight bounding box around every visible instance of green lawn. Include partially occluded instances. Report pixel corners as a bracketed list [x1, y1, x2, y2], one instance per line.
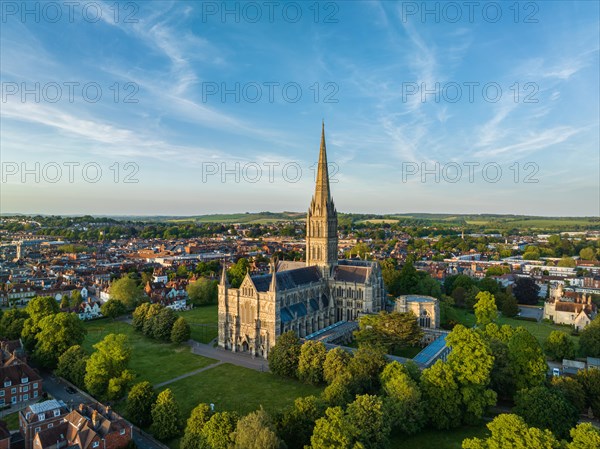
[390, 425, 489, 449]
[2, 411, 20, 431]
[177, 305, 218, 343]
[83, 320, 216, 385]
[162, 363, 322, 420]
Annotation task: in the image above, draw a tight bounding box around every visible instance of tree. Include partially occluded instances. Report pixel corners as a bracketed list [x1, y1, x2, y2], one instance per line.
[544, 331, 576, 361]
[268, 331, 301, 378]
[551, 376, 586, 413]
[462, 414, 560, 449]
[171, 317, 191, 344]
[309, 406, 356, 449]
[348, 345, 387, 395]
[107, 369, 135, 401]
[127, 381, 157, 427]
[507, 327, 547, 393]
[33, 312, 86, 368]
[85, 333, 132, 397]
[512, 277, 540, 305]
[70, 290, 83, 309]
[345, 394, 390, 449]
[580, 247, 596, 261]
[478, 277, 500, 294]
[514, 386, 578, 439]
[151, 389, 181, 441]
[579, 316, 600, 357]
[420, 360, 462, 429]
[181, 403, 213, 449]
[110, 276, 143, 309]
[56, 345, 88, 387]
[22, 296, 60, 349]
[276, 396, 326, 449]
[101, 299, 127, 320]
[0, 308, 28, 340]
[228, 258, 250, 288]
[186, 278, 218, 305]
[567, 423, 600, 449]
[232, 408, 283, 449]
[152, 307, 177, 341]
[201, 411, 238, 449]
[557, 257, 576, 268]
[297, 341, 327, 385]
[576, 368, 600, 417]
[354, 311, 422, 353]
[380, 362, 425, 435]
[323, 371, 356, 407]
[323, 347, 351, 384]
[501, 294, 519, 318]
[60, 295, 70, 309]
[473, 291, 498, 327]
[132, 302, 151, 331]
[446, 325, 496, 422]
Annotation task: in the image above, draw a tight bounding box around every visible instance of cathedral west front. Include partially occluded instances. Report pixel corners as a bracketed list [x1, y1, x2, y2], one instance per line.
[218, 124, 386, 358]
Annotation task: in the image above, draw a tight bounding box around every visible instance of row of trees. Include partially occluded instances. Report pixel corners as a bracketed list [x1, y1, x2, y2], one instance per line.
[132, 302, 191, 344]
[56, 333, 134, 400]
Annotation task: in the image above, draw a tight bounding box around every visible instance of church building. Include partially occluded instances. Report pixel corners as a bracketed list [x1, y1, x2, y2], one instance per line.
[218, 123, 386, 358]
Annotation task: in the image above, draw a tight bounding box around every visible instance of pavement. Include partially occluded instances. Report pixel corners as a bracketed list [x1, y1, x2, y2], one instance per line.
[153, 361, 224, 388]
[517, 305, 543, 321]
[188, 339, 269, 372]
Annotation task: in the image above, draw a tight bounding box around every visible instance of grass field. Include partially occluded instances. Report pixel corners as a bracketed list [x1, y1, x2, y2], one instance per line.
[2, 411, 20, 430]
[177, 305, 218, 343]
[83, 320, 216, 385]
[390, 425, 489, 449]
[163, 363, 322, 419]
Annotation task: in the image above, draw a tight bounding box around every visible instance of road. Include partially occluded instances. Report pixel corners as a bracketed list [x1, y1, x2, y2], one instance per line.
[42, 374, 168, 449]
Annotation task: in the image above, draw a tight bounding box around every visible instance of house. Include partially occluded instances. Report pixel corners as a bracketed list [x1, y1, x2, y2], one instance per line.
[19, 400, 69, 449]
[32, 403, 131, 449]
[543, 284, 597, 330]
[77, 301, 102, 321]
[0, 361, 42, 408]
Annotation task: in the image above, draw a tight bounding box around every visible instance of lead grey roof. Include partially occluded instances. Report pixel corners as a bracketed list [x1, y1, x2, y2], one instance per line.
[252, 266, 322, 292]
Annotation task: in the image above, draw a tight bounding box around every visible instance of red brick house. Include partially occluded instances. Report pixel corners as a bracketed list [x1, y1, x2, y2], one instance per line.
[19, 400, 69, 449]
[32, 403, 131, 449]
[0, 361, 42, 408]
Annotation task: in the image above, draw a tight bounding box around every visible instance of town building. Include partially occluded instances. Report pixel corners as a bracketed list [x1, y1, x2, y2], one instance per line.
[32, 403, 131, 449]
[0, 421, 10, 449]
[395, 295, 440, 330]
[543, 284, 597, 330]
[0, 351, 42, 408]
[218, 124, 386, 358]
[19, 400, 70, 449]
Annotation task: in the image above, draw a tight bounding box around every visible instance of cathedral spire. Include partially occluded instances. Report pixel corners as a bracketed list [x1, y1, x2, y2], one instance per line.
[314, 121, 331, 205]
[219, 261, 229, 287]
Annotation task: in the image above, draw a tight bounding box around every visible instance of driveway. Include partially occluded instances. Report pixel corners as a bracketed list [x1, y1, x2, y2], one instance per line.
[189, 340, 269, 372]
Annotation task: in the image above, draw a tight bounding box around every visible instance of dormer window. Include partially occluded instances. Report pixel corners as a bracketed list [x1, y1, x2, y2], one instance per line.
[54, 410, 61, 417]
[21, 377, 28, 383]
[38, 413, 45, 421]
[3, 381, 10, 387]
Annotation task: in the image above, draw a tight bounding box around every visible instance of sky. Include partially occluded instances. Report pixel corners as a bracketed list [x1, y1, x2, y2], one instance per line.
[1, 0, 599, 217]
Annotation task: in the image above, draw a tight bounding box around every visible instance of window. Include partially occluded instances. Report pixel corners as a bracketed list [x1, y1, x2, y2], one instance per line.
[48, 424, 53, 429]
[23, 394, 28, 401]
[53, 410, 60, 417]
[3, 381, 10, 387]
[11, 388, 16, 394]
[21, 377, 28, 383]
[38, 414, 45, 421]
[120, 429, 126, 435]
[0, 390, 4, 397]
[35, 427, 41, 434]
[33, 391, 38, 398]
[0, 399, 4, 406]
[23, 385, 29, 392]
[93, 442, 99, 448]
[33, 383, 38, 389]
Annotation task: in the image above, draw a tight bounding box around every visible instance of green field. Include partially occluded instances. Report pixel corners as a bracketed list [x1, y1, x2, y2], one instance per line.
[390, 425, 489, 449]
[163, 363, 322, 419]
[168, 212, 304, 224]
[177, 305, 218, 343]
[2, 411, 20, 430]
[83, 320, 216, 385]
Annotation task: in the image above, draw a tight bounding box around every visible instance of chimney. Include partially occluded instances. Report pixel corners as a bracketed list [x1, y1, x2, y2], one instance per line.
[105, 405, 111, 418]
[91, 410, 99, 428]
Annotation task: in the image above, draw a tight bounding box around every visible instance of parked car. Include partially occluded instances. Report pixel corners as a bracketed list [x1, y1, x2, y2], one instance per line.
[552, 368, 561, 377]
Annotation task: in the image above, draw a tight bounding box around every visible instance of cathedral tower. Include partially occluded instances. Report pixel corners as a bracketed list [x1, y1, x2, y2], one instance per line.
[306, 122, 338, 273]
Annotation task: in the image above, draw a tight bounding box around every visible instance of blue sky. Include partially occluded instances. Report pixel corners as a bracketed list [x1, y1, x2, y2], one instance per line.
[1, 1, 598, 216]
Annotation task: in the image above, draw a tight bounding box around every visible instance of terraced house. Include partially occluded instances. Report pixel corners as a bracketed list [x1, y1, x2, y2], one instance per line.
[218, 124, 386, 358]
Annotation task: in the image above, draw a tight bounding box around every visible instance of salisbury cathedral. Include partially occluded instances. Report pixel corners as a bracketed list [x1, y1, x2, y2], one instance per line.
[218, 124, 386, 358]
